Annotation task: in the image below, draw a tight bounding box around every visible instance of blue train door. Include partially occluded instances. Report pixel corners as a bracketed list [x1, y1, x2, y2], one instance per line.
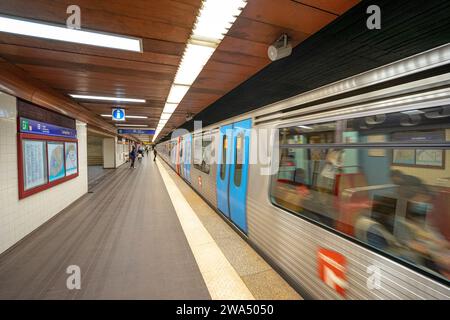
[184, 134, 191, 183]
[216, 119, 251, 233]
[217, 124, 233, 217]
[229, 119, 251, 233]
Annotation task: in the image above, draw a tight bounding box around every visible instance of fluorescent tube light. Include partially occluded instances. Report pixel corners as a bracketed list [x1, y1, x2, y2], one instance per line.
[163, 103, 178, 113]
[0, 15, 142, 52]
[174, 44, 215, 85]
[160, 113, 172, 121]
[166, 85, 189, 104]
[101, 114, 148, 119]
[153, 0, 247, 142]
[70, 94, 145, 103]
[192, 0, 247, 43]
[124, 115, 148, 119]
[115, 124, 149, 127]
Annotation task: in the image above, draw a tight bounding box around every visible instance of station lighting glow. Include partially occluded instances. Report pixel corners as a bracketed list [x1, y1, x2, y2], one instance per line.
[153, 0, 248, 141]
[166, 85, 190, 104]
[115, 124, 149, 127]
[101, 114, 148, 119]
[160, 113, 172, 121]
[163, 103, 178, 114]
[192, 0, 248, 43]
[0, 15, 142, 52]
[70, 94, 146, 103]
[174, 44, 215, 85]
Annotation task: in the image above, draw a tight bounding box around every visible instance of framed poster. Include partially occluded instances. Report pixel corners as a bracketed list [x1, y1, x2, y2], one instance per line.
[17, 111, 79, 199]
[415, 149, 444, 167]
[392, 149, 415, 165]
[65, 142, 78, 176]
[47, 142, 65, 182]
[22, 140, 47, 190]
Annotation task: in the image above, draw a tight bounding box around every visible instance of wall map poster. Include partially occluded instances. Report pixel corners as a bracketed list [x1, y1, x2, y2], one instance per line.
[47, 142, 65, 182]
[65, 142, 78, 176]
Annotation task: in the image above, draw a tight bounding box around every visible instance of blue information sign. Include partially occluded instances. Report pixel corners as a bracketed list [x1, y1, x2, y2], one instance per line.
[112, 108, 126, 121]
[118, 129, 155, 135]
[20, 118, 77, 138]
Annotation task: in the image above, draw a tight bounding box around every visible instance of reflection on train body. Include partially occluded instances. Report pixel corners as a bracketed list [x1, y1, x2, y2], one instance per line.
[271, 106, 450, 281]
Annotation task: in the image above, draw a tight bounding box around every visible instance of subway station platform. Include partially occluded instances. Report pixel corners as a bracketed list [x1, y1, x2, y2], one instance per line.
[0, 156, 300, 300]
[1, 0, 449, 303]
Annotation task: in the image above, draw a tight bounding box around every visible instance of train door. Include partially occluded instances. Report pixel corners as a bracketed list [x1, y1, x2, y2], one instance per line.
[183, 134, 192, 183]
[216, 119, 251, 233]
[217, 124, 233, 217]
[176, 137, 181, 175]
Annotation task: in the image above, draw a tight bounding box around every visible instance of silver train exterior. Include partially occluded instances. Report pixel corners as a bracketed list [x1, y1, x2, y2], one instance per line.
[157, 44, 450, 299]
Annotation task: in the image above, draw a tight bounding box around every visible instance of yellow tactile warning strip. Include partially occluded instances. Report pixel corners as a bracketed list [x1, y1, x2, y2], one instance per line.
[156, 159, 255, 300]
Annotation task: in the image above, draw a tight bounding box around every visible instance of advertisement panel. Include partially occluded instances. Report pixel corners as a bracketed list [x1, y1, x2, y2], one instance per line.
[22, 140, 47, 190]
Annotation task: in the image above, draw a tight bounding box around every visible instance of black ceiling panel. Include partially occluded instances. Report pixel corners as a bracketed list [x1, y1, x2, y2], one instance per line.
[161, 0, 450, 141]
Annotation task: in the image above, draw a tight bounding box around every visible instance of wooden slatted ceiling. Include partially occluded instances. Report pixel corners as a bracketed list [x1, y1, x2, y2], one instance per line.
[162, 0, 360, 135]
[166, 0, 450, 140]
[0, 0, 359, 138]
[0, 0, 201, 138]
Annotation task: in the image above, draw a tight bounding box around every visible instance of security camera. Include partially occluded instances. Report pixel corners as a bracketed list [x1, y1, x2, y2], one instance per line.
[268, 34, 292, 61]
[186, 112, 194, 121]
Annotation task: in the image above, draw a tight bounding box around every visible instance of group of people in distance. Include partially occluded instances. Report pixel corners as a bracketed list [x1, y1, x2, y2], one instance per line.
[129, 144, 157, 169]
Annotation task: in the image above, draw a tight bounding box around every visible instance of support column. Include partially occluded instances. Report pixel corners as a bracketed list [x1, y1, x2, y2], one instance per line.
[102, 137, 116, 169]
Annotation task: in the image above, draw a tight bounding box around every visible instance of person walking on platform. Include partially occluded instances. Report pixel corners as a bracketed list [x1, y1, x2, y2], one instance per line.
[129, 146, 137, 169]
[153, 148, 157, 162]
[146, 146, 149, 157]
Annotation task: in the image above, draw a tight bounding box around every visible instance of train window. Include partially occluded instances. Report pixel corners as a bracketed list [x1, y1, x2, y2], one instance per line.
[193, 133, 212, 174]
[220, 135, 227, 180]
[281, 106, 450, 145]
[234, 133, 244, 187]
[271, 107, 450, 282]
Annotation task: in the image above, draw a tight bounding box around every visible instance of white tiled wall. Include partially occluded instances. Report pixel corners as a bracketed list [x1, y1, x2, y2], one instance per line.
[0, 92, 88, 254]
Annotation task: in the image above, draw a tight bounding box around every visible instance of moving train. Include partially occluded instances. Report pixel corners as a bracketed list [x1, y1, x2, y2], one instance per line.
[156, 45, 450, 299]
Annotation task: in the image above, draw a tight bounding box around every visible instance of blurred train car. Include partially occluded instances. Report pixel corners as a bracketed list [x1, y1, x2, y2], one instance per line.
[156, 45, 450, 299]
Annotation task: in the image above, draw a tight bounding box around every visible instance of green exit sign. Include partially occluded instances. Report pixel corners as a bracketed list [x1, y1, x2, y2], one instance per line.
[21, 119, 29, 131]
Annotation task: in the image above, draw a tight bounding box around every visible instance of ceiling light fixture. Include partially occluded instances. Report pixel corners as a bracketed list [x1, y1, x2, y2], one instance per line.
[166, 85, 190, 104]
[163, 103, 178, 114]
[0, 15, 142, 52]
[115, 124, 149, 127]
[70, 94, 145, 103]
[174, 43, 215, 85]
[160, 113, 172, 121]
[153, 0, 248, 142]
[101, 114, 148, 119]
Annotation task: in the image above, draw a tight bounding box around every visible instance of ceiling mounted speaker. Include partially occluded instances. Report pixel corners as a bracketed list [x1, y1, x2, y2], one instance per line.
[268, 34, 292, 61]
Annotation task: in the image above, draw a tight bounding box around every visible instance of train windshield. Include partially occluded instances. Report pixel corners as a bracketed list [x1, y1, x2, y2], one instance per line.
[270, 105, 450, 282]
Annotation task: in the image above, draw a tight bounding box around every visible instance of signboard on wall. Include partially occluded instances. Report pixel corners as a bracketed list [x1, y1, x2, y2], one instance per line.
[18, 102, 79, 199]
[20, 117, 77, 138]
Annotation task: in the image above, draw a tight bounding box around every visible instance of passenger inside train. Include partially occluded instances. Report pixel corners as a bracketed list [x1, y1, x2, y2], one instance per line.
[270, 105, 450, 281]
